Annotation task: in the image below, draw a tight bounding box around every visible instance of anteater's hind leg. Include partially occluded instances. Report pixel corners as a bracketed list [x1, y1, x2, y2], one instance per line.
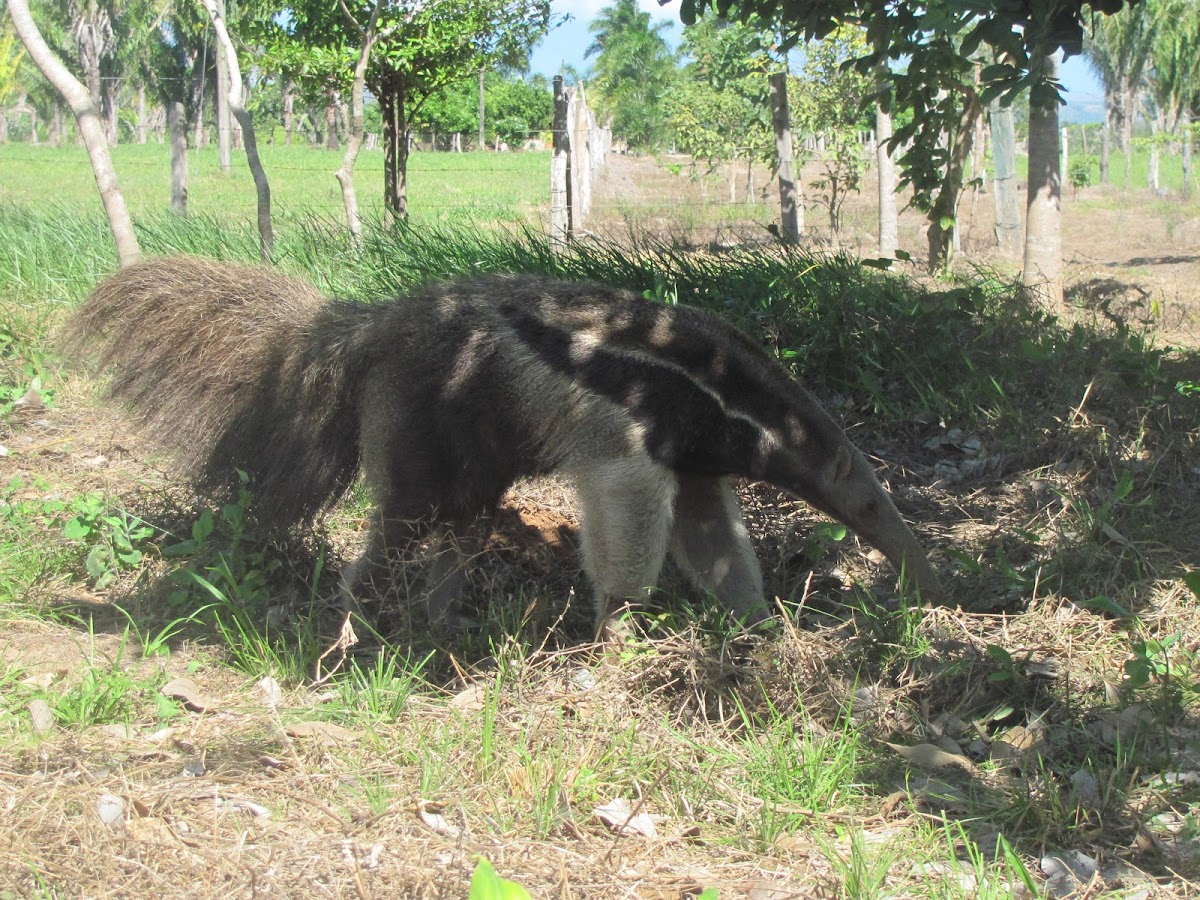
[341, 393, 480, 627]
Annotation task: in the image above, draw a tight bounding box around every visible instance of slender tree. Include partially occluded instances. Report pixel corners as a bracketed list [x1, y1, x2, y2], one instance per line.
[280, 0, 549, 221]
[7, 0, 139, 265]
[334, 0, 390, 246]
[199, 0, 273, 258]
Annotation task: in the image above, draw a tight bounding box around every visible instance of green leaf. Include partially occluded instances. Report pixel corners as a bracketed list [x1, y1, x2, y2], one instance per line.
[192, 509, 214, 543]
[63, 517, 92, 540]
[469, 858, 532, 900]
[986, 644, 1014, 667]
[1081, 595, 1134, 618]
[1182, 570, 1200, 601]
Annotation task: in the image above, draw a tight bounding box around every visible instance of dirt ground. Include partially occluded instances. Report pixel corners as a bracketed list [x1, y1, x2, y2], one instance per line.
[588, 153, 1200, 346]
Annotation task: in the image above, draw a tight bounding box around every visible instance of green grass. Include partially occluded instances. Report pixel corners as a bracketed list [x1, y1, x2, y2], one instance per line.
[0, 143, 551, 226]
[1006, 144, 1196, 194]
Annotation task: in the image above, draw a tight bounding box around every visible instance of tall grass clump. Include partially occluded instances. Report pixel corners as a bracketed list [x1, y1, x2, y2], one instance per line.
[1, 201, 1184, 434]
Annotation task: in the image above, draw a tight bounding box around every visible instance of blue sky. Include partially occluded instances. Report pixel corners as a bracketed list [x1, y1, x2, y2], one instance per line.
[528, 0, 1105, 122]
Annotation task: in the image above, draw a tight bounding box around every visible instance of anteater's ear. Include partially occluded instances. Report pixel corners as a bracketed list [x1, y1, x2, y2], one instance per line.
[832, 445, 853, 483]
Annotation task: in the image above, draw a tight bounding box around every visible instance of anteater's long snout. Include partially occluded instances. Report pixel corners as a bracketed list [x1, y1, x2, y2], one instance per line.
[807, 444, 944, 602]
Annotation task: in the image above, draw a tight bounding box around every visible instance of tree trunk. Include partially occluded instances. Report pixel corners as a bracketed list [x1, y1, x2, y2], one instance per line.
[50, 102, 63, 146]
[927, 95, 981, 272]
[875, 66, 898, 257]
[1023, 53, 1063, 306]
[283, 81, 295, 145]
[1183, 112, 1193, 201]
[325, 91, 340, 151]
[335, 0, 386, 249]
[1147, 115, 1160, 191]
[1100, 88, 1112, 184]
[169, 101, 188, 214]
[216, 38, 232, 174]
[1121, 79, 1133, 191]
[380, 86, 410, 221]
[136, 83, 148, 144]
[990, 98, 1022, 256]
[381, 90, 397, 222]
[550, 75, 569, 247]
[768, 71, 800, 244]
[477, 67, 486, 150]
[102, 78, 120, 145]
[9, 0, 139, 267]
[201, 0, 273, 259]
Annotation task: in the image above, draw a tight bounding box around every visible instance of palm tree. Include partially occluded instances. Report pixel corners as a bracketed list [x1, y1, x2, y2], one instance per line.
[1145, 0, 1200, 196]
[585, 0, 677, 148]
[1084, 1, 1159, 188]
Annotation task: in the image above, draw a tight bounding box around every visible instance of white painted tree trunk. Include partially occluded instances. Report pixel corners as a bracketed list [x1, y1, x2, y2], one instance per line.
[990, 99, 1022, 256]
[875, 74, 898, 258]
[1023, 53, 1063, 306]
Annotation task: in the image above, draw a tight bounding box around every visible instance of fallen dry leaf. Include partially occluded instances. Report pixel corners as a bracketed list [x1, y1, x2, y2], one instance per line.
[449, 682, 488, 711]
[284, 720, 356, 745]
[886, 742, 976, 772]
[161, 677, 214, 713]
[258, 675, 283, 709]
[417, 799, 461, 837]
[594, 797, 658, 838]
[27, 698, 54, 735]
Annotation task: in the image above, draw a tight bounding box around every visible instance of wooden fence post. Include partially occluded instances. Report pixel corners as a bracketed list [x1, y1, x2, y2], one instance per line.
[551, 75, 569, 249]
[769, 72, 800, 244]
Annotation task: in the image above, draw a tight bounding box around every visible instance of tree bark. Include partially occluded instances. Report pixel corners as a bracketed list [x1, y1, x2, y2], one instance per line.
[282, 80, 296, 145]
[325, 91, 340, 151]
[201, 0, 273, 259]
[550, 75, 569, 247]
[768, 72, 800, 245]
[1100, 87, 1112, 184]
[216, 38, 232, 174]
[927, 95, 981, 272]
[335, 0, 387, 249]
[990, 98, 1022, 256]
[478, 67, 486, 150]
[1121, 77, 1133, 191]
[136, 83, 148, 144]
[9, 0, 139, 267]
[169, 101, 188, 214]
[1023, 53, 1063, 306]
[875, 66, 898, 258]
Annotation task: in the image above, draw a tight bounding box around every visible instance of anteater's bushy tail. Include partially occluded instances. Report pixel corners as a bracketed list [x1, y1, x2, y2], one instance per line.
[63, 256, 373, 530]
